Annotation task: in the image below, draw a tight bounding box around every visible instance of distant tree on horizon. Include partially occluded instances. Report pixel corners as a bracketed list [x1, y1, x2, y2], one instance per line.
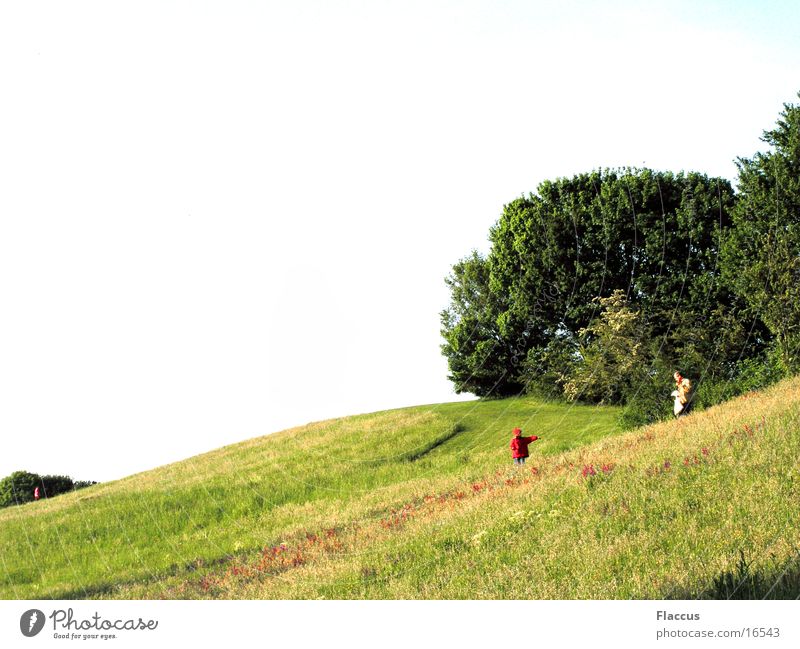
[0, 470, 97, 508]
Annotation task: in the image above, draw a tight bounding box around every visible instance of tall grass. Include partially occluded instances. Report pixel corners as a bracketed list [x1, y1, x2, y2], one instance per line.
[3, 378, 798, 599]
[0, 396, 620, 599]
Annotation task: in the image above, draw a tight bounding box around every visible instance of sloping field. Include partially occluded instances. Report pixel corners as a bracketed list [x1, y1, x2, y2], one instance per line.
[0, 395, 620, 599]
[3, 378, 799, 599]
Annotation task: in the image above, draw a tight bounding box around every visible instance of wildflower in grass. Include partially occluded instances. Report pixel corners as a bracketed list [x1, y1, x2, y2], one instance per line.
[683, 457, 690, 467]
[530, 466, 539, 476]
[663, 461, 671, 471]
[601, 464, 614, 474]
[702, 447, 709, 456]
[582, 465, 596, 478]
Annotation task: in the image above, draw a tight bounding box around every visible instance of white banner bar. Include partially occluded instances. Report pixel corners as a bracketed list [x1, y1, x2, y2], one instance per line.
[1, 600, 798, 649]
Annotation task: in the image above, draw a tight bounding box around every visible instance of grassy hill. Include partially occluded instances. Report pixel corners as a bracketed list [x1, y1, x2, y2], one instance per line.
[1, 378, 799, 599]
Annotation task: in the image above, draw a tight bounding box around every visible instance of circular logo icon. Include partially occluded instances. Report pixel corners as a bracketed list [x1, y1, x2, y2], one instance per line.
[20, 609, 46, 637]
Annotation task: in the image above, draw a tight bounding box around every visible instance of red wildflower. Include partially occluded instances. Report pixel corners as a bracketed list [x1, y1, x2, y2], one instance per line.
[701, 447, 709, 456]
[601, 464, 614, 474]
[582, 465, 596, 478]
[663, 461, 671, 470]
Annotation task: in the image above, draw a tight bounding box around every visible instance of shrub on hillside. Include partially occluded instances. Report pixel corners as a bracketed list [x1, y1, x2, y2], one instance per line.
[563, 291, 651, 405]
[40, 475, 75, 498]
[692, 348, 788, 411]
[619, 363, 675, 429]
[0, 471, 40, 507]
[0, 471, 97, 508]
[73, 480, 99, 490]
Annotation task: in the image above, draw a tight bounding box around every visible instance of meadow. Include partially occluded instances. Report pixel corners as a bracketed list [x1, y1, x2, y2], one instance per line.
[1, 377, 798, 599]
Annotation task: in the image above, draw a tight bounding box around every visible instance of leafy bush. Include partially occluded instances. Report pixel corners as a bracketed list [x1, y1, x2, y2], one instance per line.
[563, 291, 649, 405]
[692, 348, 788, 411]
[0, 471, 40, 507]
[0, 471, 97, 508]
[619, 362, 675, 429]
[40, 475, 75, 498]
[73, 480, 99, 490]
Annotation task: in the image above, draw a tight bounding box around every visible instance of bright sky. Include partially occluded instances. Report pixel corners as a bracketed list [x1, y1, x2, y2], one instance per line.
[1, 0, 799, 482]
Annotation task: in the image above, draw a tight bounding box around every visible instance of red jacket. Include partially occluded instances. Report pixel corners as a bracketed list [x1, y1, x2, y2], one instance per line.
[510, 435, 539, 458]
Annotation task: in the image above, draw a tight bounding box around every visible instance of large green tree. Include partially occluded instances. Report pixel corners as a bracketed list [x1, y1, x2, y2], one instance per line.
[722, 93, 800, 372]
[442, 168, 750, 397]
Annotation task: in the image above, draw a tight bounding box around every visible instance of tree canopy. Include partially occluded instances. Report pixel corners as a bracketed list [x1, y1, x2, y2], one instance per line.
[722, 93, 800, 373]
[441, 93, 800, 416]
[442, 168, 746, 399]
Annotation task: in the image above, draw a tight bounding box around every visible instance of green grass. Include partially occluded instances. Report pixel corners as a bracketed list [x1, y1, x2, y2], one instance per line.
[0, 395, 620, 599]
[2, 378, 799, 599]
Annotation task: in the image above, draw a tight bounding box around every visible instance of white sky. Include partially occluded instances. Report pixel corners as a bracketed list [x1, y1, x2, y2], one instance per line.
[1, 0, 799, 482]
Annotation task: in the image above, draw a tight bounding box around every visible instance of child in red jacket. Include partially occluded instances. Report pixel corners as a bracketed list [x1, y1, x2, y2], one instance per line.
[510, 427, 539, 465]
